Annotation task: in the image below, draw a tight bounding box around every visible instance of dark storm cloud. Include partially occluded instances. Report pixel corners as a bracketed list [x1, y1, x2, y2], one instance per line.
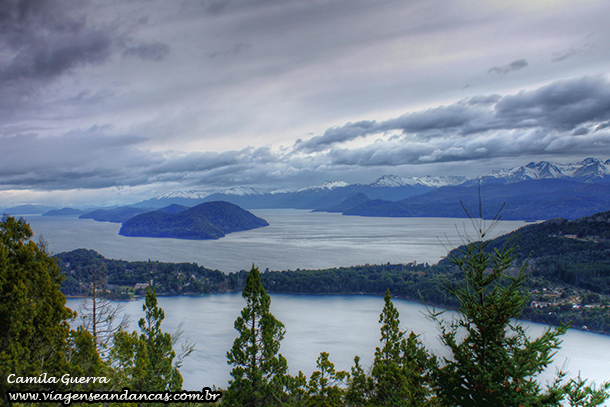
[295, 121, 378, 153]
[0, 0, 113, 83]
[487, 59, 528, 75]
[495, 76, 610, 131]
[0, 126, 287, 190]
[0, 128, 152, 189]
[294, 75, 610, 166]
[4, 74, 609, 192]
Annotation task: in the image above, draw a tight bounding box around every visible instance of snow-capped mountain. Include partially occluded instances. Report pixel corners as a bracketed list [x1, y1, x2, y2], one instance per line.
[144, 157, 610, 211]
[157, 190, 211, 200]
[410, 175, 467, 187]
[217, 186, 265, 196]
[482, 158, 610, 183]
[269, 188, 294, 195]
[369, 175, 413, 187]
[369, 174, 466, 188]
[296, 181, 350, 193]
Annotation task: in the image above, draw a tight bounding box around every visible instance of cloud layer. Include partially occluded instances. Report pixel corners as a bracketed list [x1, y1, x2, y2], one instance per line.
[1, 75, 609, 199]
[1, 0, 610, 205]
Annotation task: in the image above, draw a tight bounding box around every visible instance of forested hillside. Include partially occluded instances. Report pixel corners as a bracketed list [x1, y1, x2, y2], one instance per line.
[119, 201, 269, 239]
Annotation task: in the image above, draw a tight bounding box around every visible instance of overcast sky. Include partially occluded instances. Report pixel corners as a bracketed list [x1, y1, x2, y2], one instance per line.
[1, 0, 610, 207]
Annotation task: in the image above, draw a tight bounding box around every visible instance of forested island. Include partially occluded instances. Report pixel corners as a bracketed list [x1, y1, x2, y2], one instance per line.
[118, 201, 269, 239]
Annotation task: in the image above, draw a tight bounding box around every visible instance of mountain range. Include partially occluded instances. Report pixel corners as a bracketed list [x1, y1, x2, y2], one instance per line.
[128, 158, 610, 220]
[3, 157, 609, 222]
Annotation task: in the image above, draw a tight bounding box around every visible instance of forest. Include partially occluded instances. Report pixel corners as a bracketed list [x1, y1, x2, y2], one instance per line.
[3, 214, 610, 406]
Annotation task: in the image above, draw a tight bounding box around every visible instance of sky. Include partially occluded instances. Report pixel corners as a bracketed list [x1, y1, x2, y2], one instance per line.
[1, 0, 610, 207]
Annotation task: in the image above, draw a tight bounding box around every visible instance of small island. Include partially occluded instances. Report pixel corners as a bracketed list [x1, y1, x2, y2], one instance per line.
[119, 201, 269, 240]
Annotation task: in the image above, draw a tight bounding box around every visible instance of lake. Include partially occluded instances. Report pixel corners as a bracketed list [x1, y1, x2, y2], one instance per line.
[66, 294, 610, 392]
[24, 209, 528, 273]
[19, 210, 610, 393]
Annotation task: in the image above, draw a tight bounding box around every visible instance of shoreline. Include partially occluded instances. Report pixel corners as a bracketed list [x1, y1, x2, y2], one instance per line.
[65, 290, 610, 337]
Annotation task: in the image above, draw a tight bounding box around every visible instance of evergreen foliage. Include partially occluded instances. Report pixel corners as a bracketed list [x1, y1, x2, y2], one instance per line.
[370, 290, 435, 406]
[428, 214, 606, 406]
[111, 287, 183, 393]
[66, 327, 107, 391]
[225, 265, 289, 406]
[305, 352, 349, 407]
[0, 216, 74, 402]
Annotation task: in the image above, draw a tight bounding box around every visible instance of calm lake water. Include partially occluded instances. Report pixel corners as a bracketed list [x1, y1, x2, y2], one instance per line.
[66, 294, 610, 393]
[18, 211, 610, 393]
[25, 209, 528, 273]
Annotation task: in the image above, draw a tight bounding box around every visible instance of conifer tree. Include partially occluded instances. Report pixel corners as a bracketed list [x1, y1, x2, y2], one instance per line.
[0, 216, 74, 402]
[370, 290, 434, 407]
[345, 355, 371, 407]
[67, 327, 107, 391]
[303, 352, 349, 407]
[225, 265, 288, 406]
[111, 287, 183, 393]
[430, 214, 573, 406]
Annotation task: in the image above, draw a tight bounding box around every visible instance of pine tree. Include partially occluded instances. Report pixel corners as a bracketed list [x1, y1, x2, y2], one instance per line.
[225, 265, 288, 406]
[370, 290, 434, 407]
[66, 327, 107, 391]
[305, 352, 349, 407]
[111, 287, 183, 393]
[0, 216, 74, 402]
[430, 214, 570, 407]
[345, 355, 372, 406]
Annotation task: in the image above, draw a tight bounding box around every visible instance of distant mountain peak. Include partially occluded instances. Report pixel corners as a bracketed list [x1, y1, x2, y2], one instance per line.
[413, 175, 467, 187]
[158, 190, 210, 200]
[297, 180, 349, 192]
[370, 175, 411, 187]
[369, 174, 466, 188]
[579, 157, 603, 165]
[218, 186, 264, 196]
[483, 157, 610, 183]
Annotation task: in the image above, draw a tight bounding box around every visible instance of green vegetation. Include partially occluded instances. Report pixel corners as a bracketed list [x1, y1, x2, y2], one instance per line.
[111, 287, 184, 392]
[356, 290, 436, 406]
[1, 216, 75, 401]
[4, 213, 610, 406]
[119, 201, 269, 240]
[224, 266, 289, 406]
[55, 244, 610, 335]
[431, 222, 566, 406]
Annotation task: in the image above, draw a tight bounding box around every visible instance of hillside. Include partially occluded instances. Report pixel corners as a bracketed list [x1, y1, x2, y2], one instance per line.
[343, 179, 610, 221]
[42, 207, 84, 216]
[469, 210, 610, 295]
[79, 206, 153, 223]
[118, 201, 269, 240]
[311, 193, 371, 213]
